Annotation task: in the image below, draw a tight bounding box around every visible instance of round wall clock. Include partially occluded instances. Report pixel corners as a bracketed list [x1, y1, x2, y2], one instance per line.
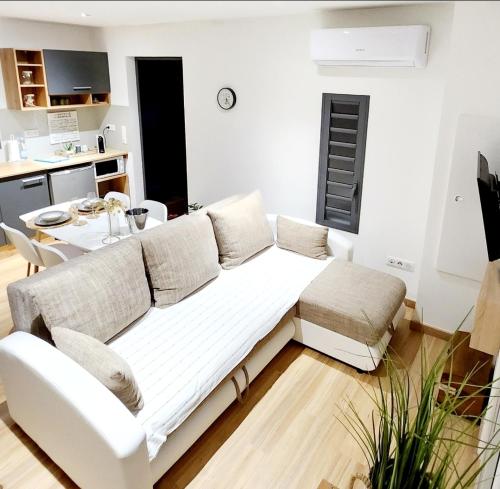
[217, 87, 236, 110]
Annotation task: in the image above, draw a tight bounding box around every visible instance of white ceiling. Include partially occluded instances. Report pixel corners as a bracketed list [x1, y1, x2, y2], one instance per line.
[0, 1, 438, 28]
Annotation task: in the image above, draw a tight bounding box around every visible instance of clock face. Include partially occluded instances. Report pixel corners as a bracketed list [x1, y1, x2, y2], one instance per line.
[217, 87, 236, 110]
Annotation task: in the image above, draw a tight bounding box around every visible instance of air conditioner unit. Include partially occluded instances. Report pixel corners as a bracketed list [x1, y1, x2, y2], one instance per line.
[310, 25, 430, 68]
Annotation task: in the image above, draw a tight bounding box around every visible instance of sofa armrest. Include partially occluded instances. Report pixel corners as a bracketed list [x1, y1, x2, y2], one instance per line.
[266, 214, 353, 262]
[0, 332, 152, 489]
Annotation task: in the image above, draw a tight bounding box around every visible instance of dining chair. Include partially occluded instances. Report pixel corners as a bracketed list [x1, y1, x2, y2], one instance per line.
[1, 222, 44, 276]
[104, 191, 130, 210]
[31, 240, 84, 268]
[139, 200, 168, 223]
[1, 222, 84, 275]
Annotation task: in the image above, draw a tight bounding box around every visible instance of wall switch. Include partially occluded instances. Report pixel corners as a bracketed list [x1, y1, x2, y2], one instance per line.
[121, 125, 127, 144]
[24, 129, 39, 138]
[106, 124, 116, 131]
[386, 256, 415, 272]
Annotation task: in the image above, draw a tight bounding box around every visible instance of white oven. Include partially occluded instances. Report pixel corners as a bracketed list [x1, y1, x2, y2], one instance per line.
[94, 156, 125, 179]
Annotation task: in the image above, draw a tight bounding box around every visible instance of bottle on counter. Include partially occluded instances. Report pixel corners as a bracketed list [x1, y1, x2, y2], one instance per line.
[5, 135, 21, 163]
[19, 137, 28, 160]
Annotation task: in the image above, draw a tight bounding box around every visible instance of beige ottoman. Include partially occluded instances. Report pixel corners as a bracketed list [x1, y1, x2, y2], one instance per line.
[294, 260, 406, 372]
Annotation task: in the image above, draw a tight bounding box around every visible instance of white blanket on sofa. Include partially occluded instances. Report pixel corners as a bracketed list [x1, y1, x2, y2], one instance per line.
[109, 245, 332, 459]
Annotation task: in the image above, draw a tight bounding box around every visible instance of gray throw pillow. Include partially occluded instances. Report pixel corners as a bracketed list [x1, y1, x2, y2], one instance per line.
[207, 191, 275, 269]
[51, 327, 144, 414]
[276, 215, 328, 260]
[139, 213, 220, 306]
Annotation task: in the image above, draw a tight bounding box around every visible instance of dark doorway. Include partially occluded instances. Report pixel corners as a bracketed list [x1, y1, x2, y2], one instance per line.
[136, 57, 188, 218]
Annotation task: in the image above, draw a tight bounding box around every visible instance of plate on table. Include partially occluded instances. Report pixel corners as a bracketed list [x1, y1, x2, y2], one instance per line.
[37, 210, 65, 223]
[34, 211, 71, 227]
[79, 198, 103, 212]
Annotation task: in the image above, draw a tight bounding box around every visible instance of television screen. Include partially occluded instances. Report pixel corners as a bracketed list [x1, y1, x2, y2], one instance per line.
[477, 152, 500, 261]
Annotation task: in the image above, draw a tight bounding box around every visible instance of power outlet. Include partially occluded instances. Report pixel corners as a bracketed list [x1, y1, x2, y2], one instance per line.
[386, 256, 415, 272]
[24, 129, 39, 138]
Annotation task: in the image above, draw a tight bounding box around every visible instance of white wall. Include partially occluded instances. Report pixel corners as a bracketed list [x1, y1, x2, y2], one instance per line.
[416, 1, 500, 332]
[0, 18, 104, 159]
[99, 3, 453, 299]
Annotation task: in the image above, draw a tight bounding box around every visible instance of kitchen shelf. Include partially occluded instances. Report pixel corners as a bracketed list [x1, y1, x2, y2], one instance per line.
[0, 48, 49, 110]
[0, 48, 111, 111]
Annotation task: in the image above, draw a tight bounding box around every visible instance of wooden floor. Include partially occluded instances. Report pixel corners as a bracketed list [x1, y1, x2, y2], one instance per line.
[0, 245, 478, 489]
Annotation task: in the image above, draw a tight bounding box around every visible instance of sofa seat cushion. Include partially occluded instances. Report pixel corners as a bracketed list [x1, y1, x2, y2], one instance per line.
[109, 245, 332, 459]
[31, 238, 151, 343]
[51, 327, 144, 414]
[297, 261, 406, 346]
[139, 214, 220, 306]
[207, 191, 275, 269]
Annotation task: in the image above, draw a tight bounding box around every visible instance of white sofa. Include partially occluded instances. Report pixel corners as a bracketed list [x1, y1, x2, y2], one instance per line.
[0, 211, 360, 489]
[0, 201, 404, 489]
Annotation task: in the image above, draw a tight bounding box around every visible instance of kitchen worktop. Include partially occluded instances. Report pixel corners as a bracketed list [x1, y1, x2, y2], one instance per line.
[0, 149, 128, 181]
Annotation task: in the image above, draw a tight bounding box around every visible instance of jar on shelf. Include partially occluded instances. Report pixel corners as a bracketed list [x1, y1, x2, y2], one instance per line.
[23, 93, 36, 107]
[20, 70, 34, 85]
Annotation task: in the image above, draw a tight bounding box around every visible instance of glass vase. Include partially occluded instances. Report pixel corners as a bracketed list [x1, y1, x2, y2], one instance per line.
[102, 211, 120, 244]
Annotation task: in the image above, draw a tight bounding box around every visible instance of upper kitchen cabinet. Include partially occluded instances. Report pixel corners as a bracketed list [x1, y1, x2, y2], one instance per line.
[0, 48, 111, 110]
[43, 50, 110, 100]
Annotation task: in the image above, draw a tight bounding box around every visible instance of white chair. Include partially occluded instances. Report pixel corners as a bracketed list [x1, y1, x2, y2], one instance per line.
[104, 191, 130, 210]
[1, 222, 44, 276]
[139, 199, 168, 223]
[31, 240, 84, 268]
[1, 222, 83, 274]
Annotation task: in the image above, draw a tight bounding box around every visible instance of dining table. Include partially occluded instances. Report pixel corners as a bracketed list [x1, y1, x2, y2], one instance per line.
[20, 199, 163, 252]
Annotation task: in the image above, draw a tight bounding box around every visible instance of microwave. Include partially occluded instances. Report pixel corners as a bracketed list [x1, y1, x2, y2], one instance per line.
[94, 157, 125, 178]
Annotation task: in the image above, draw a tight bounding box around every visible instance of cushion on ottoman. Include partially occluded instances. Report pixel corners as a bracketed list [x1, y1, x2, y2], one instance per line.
[297, 261, 406, 346]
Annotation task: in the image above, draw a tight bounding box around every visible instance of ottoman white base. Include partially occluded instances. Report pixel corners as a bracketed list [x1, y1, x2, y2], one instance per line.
[293, 302, 406, 372]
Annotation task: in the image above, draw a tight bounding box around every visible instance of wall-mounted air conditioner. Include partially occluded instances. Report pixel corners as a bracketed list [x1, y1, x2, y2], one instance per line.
[310, 25, 430, 68]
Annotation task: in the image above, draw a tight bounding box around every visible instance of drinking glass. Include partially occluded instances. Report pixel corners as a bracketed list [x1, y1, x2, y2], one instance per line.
[86, 191, 98, 219]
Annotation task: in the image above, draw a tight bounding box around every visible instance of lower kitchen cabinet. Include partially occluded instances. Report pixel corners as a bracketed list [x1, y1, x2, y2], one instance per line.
[0, 174, 51, 245]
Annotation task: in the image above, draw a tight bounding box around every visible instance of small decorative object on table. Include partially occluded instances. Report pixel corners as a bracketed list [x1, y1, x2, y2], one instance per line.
[102, 197, 124, 244]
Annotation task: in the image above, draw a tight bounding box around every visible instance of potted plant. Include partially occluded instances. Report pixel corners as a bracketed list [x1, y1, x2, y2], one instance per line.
[337, 326, 500, 489]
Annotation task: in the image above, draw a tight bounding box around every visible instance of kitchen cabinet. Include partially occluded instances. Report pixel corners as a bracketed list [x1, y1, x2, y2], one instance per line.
[43, 50, 110, 95]
[0, 174, 51, 243]
[0, 48, 111, 110]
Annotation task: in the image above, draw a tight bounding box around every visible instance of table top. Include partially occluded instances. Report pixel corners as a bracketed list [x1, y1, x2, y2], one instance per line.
[0, 149, 127, 181]
[20, 200, 162, 252]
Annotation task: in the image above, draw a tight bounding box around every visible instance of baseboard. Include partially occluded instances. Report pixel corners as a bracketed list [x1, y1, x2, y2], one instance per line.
[404, 298, 416, 309]
[409, 320, 452, 341]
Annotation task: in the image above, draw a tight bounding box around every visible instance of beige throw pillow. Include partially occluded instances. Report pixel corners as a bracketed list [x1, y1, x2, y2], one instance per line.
[208, 191, 275, 269]
[139, 214, 220, 306]
[51, 327, 144, 414]
[276, 215, 328, 260]
[32, 238, 151, 343]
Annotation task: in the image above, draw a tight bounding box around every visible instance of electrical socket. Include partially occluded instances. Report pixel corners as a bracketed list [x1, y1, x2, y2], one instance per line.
[24, 129, 39, 138]
[106, 124, 116, 131]
[386, 256, 415, 272]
